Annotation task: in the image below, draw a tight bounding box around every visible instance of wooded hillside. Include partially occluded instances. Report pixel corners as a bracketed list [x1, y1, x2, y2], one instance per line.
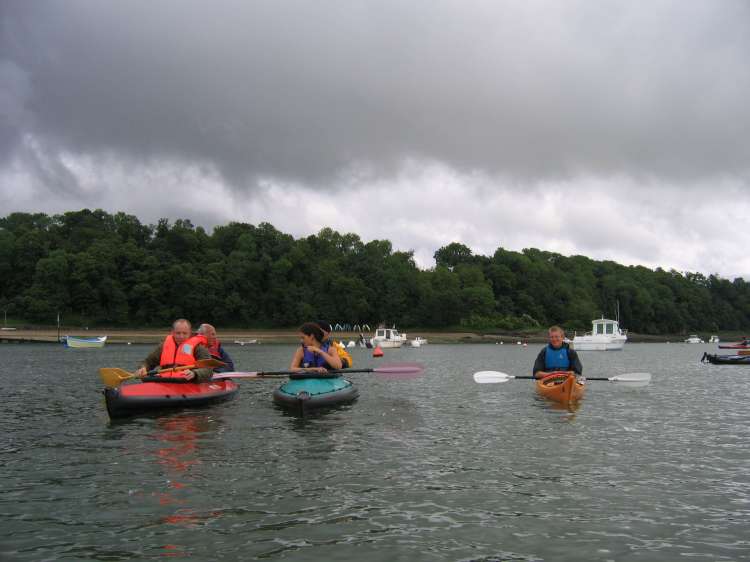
[1, 209, 747, 333]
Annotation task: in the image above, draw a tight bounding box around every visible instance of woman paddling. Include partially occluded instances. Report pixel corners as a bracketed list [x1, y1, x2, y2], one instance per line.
[290, 322, 343, 372]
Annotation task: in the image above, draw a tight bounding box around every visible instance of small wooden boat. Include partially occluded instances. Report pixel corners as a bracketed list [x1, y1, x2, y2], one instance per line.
[701, 353, 750, 365]
[64, 335, 107, 348]
[535, 372, 585, 403]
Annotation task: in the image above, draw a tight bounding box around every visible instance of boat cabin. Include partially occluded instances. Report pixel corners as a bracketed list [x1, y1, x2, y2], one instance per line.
[590, 318, 624, 336]
[375, 328, 402, 341]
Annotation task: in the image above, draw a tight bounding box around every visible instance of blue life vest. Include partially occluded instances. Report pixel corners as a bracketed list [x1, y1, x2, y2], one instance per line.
[544, 344, 571, 371]
[302, 342, 332, 368]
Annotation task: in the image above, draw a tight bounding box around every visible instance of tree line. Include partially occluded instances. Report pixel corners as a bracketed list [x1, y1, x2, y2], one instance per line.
[1, 209, 748, 334]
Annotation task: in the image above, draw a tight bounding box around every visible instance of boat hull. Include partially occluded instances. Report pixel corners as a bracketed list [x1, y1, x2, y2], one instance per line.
[371, 339, 403, 348]
[535, 372, 585, 403]
[701, 353, 750, 365]
[273, 375, 358, 414]
[571, 337, 626, 351]
[104, 379, 239, 418]
[65, 335, 107, 348]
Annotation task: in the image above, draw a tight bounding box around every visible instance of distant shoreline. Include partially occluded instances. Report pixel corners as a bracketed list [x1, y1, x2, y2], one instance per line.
[0, 327, 731, 345]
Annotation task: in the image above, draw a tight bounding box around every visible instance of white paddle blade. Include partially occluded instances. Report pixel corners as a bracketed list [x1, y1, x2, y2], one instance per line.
[212, 371, 261, 380]
[473, 371, 513, 384]
[609, 372, 651, 386]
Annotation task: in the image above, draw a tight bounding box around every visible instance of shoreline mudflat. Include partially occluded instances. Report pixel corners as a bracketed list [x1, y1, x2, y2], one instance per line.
[0, 327, 697, 345]
[0, 328, 520, 345]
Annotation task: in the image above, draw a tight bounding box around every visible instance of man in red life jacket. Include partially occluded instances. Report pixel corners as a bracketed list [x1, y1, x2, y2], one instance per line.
[197, 323, 234, 373]
[135, 318, 214, 381]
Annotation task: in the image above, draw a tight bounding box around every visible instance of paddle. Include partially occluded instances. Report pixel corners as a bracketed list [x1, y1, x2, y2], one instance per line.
[99, 359, 226, 388]
[473, 370, 652, 387]
[212, 362, 424, 381]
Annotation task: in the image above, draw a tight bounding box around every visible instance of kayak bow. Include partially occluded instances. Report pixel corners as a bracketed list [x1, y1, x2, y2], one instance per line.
[272, 374, 358, 415]
[535, 372, 585, 404]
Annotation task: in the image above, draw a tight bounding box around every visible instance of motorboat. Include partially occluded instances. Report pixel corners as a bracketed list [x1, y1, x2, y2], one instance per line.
[708, 335, 719, 343]
[410, 336, 428, 348]
[684, 335, 704, 344]
[371, 327, 406, 348]
[572, 318, 627, 351]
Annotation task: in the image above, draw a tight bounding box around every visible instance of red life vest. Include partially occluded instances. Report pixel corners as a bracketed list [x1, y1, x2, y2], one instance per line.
[159, 334, 207, 378]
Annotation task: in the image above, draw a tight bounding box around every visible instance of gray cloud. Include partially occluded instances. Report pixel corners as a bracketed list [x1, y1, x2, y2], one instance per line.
[2, 1, 750, 278]
[4, 1, 750, 186]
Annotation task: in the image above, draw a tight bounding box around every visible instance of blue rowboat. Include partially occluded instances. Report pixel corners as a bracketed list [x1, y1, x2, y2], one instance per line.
[272, 374, 358, 414]
[64, 335, 107, 348]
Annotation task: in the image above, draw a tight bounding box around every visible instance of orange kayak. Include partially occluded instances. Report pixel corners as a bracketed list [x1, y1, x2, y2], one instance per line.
[535, 372, 585, 403]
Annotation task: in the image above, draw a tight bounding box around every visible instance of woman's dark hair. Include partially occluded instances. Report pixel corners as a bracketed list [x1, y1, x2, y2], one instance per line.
[299, 322, 324, 343]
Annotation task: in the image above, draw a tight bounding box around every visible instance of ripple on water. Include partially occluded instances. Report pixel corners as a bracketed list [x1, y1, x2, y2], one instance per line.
[1, 343, 750, 560]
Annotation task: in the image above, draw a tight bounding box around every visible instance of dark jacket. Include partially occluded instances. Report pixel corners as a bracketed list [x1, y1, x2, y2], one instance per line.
[213, 344, 235, 373]
[532, 343, 583, 376]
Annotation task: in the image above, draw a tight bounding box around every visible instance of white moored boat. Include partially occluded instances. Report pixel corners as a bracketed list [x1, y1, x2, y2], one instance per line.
[572, 318, 627, 351]
[708, 335, 719, 343]
[684, 335, 704, 344]
[410, 336, 428, 348]
[371, 327, 406, 348]
[64, 335, 107, 348]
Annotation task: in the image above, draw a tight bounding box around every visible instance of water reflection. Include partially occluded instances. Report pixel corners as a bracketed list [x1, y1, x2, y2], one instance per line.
[532, 395, 582, 417]
[4, 343, 749, 561]
[138, 413, 223, 556]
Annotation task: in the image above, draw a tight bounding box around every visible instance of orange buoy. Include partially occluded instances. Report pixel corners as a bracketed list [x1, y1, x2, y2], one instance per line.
[372, 346, 384, 357]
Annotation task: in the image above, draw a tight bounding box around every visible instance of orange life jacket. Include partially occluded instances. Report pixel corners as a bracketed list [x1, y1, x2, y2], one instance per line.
[159, 334, 207, 378]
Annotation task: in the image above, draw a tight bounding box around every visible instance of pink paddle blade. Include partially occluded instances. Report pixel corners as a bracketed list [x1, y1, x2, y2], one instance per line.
[374, 362, 424, 379]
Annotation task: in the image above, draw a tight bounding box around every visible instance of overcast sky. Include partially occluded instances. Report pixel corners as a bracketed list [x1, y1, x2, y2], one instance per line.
[2, 1, 749, 278]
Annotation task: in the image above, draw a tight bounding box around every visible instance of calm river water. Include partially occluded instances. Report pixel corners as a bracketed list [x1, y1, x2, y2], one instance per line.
[1, 342, 749, 561]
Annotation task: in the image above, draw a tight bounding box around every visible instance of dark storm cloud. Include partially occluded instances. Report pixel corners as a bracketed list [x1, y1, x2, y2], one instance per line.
[2, 1, 750, 279]
[3, 0, 750, 190]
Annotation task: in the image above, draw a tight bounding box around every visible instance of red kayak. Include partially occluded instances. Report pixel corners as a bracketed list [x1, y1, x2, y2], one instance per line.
[104, 379, 238, 418]
[718, 338, 750, 349]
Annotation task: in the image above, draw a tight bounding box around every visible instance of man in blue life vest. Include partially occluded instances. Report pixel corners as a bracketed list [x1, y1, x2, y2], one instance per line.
[197, 323, 235, 373]
[134, 318, 214, 381]
[532, 325, 583, 378]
